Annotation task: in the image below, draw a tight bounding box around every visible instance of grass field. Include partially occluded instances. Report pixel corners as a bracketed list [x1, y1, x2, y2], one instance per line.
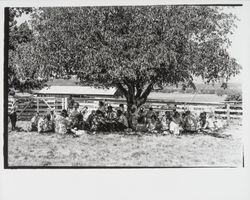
[8, 121, 243, 167]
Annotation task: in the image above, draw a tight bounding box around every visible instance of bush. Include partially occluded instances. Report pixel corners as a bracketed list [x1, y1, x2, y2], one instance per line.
[225, 92, 242, 102]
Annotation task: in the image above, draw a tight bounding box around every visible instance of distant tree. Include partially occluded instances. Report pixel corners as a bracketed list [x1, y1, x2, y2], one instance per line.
[225, 91, 242, 102]
[15, 6, 241, 126]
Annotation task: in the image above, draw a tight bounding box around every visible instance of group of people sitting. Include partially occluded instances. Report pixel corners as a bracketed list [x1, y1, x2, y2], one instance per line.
[29, 100, 227, 136]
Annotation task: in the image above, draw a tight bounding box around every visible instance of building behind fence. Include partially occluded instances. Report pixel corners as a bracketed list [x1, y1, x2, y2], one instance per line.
[8, 95, 242, 121]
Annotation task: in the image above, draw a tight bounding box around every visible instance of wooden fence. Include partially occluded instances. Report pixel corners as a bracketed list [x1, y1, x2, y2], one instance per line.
[8, 96, 66, 121]
[8, 96, 242, 121]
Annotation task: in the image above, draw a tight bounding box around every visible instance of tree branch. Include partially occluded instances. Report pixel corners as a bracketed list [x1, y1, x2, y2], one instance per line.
[135, 82, 143, 98]
[137, 82, 154, 107]
[116, 82, 128, 98]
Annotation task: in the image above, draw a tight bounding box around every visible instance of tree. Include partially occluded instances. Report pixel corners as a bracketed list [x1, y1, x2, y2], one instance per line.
[8, 7, 46, 92]
[16, 6, 241, 125]
[225, 91, 242, 102]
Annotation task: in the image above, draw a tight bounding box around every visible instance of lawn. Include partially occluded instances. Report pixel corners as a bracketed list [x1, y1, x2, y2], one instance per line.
[7, 121, 243, 167]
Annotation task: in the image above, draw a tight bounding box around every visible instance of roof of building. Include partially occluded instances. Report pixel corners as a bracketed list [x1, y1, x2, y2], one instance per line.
[37, 86, 117, 95]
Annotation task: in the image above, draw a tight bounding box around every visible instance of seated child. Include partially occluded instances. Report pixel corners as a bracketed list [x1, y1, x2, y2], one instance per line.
[146, 107, 155, 123]
[183, 110, 197, 133]
[117, 104, 125, 114]
[38, 114, 53, 133]
[155, 117, 163, 132]
[105, 105, 117, 131]
[146, 115, 158, 133]
[137, 107, 146, 124]
[81, 106, 89, 120]
[115, 110, 128, 131]
[197, 112, 208, 131]
[55, 109, 70, 135]
[214, 116, 223, 130]
[161, 111, 173, 133]
[169, 112, 181, 135]
[85, 110, 96, 130]
[29, 112, 39, 131]
[91, 110, 106, 132]
[69, 102, 82, 129]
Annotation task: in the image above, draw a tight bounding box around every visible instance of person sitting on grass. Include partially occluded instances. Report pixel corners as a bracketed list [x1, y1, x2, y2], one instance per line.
[130, 105, 138, 131]
[55, 109, 70, 135]
[98, 101, 106, 114]
[105, 105, 117, 131]
[197, 112, 208, 132]
[85, 110, 96, 130]
[136, 107, 148, 132]
[117, 104, 125, 114]
[38, 113, 53, 134]
[169, 112, 181, 135]
[146, 115, 158, 133]
[213, 115, 224, 131]
[91, 110, 106, 133]
[137, 107, 146, 124]
[182, 110, 197, 133]
[115, 110, 128, 131]
[161, 111, 173, 134]
[206, 113, 217, 132]
[146, 107, 155, 123]
[69, 102, 82, 129]
[81, 106, 89, 120]
[155, 116, 163, 133]
[29, 112, 39, 131]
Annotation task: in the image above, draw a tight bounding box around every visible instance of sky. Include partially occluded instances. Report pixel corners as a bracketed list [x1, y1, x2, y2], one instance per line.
[15, 5, 247, 84]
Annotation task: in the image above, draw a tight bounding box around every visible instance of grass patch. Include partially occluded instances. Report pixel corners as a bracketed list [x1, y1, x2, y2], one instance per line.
[8, 121, 243, 167]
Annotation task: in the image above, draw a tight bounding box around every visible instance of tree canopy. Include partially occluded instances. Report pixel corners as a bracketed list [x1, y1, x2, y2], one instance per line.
[10, 6, 241, 111]
[8, 7, 46, 92]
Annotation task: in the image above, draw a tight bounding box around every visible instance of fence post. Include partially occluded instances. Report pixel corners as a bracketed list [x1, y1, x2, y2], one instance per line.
[37, 96, 39, 113]
[62, 98, 65, 110]
[226, 103, 230, 123]
[65, 97, 68, 110]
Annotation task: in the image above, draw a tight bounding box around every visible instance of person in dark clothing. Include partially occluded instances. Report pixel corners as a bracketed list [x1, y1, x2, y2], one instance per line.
[67, 95, 75, 110]
[9, 112, 17, 131]
[85, 110, 96, 130]
[137, 107, 146, 124]
[9, 90, 18, 131]
[115, 110, 128, 131]
[105, 105, 117, 131]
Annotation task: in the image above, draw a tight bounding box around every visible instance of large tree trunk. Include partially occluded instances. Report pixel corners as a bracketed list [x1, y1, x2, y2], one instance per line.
[116, 82, 154, 129]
